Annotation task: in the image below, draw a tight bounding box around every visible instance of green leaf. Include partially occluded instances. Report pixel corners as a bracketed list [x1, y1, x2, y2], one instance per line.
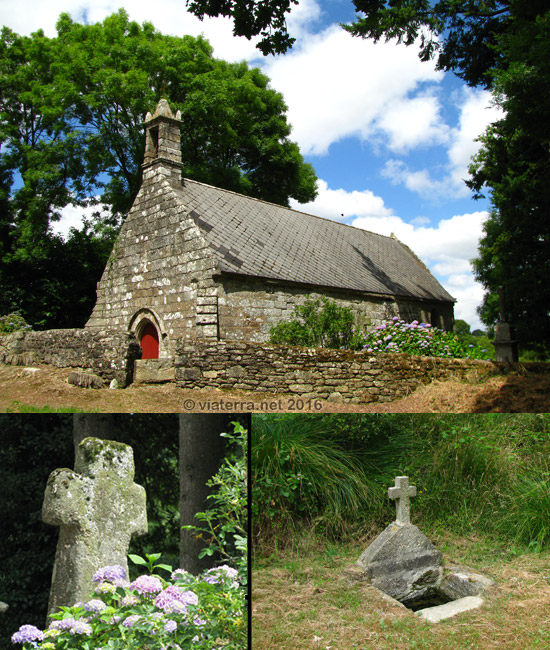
[128, 554, 147, 566]
[146, 552, 162, 562]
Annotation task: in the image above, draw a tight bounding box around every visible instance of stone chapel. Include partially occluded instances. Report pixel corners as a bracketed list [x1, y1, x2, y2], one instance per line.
[86, 99, 454, 359]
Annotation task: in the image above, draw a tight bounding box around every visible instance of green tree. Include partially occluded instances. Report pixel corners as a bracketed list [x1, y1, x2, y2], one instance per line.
[187, 0, 299, 55]
[0, 10, 317, 329]
[467, 9, 550, 351]
[187, 0, 516, 86]
[453, 319, 471, 337]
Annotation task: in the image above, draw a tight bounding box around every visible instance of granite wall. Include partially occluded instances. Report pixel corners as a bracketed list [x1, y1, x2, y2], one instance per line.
[0, 329, 140, 386]
[218, 275, 454, 344]
[175, 339, 497, 404]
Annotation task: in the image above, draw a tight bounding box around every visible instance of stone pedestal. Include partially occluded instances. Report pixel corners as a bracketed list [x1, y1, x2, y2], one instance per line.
[356, 522, 443, 607]
[492, 322, 518, 362]
[134, 358, 175, 384]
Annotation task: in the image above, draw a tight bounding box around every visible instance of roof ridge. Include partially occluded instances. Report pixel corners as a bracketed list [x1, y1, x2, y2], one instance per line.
[182, 176, 396, 242]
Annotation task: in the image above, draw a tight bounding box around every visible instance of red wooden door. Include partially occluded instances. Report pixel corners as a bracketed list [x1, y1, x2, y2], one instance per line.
[140, 322, 159, 359]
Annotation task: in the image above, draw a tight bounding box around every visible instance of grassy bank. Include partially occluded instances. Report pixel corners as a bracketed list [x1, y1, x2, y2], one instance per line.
[252, 414, 550, 556]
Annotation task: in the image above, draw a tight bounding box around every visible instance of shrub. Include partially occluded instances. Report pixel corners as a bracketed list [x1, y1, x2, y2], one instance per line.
[269, 297, 365, 349]
[10, 556, 246, 650]
[361, 317, 492, 360]
[0, 313, 32, 334]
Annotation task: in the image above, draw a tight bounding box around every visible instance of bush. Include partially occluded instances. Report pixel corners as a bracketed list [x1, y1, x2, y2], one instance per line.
[251, 415, 388, 545]
[269, 297, 365, 349]
[361, 317, 492, 360]
[10, 556, 246, 650]
[0, 313, 32, 334]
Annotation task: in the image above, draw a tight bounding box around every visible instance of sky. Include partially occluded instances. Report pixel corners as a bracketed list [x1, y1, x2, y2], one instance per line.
[0, 0, 503, 329]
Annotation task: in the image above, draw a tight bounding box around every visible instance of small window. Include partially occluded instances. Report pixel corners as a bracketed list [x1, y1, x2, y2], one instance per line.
[150, 126, 159, 158]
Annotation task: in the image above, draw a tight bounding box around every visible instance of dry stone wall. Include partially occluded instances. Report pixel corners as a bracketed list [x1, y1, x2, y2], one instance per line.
[175, 339, 496, 404]
[0, 329, 140, 386]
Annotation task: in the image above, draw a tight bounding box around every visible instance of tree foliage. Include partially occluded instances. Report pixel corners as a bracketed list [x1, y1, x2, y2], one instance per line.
[345, 1, 515, 88]
[186, 0, 299, 55]
[0, 10, 317, 329]
[467, 9, 550, 351]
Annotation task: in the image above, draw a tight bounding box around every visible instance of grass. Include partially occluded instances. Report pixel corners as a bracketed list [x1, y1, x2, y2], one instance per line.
[252, 414, 550, 553]
[252, 533, 550, 650]
[4, 401, 97, 413]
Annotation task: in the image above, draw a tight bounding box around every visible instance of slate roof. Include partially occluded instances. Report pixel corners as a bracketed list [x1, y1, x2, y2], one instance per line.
[174, 178, 455, 303]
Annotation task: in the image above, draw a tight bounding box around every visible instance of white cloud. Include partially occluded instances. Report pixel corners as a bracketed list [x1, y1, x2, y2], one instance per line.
[290, 178, 392, 221]
[51, 200, 108, 239]
[375, 91, 450, 153]
[381, 87, 503, 199]
[262, 25, 444, 155]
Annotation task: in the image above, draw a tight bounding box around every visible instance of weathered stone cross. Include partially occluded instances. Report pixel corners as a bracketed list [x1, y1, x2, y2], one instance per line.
[42, 437, 148, 615]
[388, 476, 416, 525]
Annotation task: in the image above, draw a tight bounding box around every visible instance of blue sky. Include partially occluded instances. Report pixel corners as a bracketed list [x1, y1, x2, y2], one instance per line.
[0, 0, 502, 329]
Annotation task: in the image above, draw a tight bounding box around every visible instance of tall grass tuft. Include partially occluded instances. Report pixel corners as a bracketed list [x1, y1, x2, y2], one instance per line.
[252, 415, 387, 546]
[252, 414, 550, 555]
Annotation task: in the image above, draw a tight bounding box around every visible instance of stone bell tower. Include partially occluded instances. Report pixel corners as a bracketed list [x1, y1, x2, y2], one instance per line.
[142, 98, 183, 184]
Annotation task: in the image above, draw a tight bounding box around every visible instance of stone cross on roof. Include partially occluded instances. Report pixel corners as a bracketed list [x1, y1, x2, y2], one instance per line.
[388, 476, 417, 525]
[42, 437, 147, 615]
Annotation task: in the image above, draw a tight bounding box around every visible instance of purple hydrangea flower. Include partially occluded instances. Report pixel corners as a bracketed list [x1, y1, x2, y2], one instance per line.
[155, 586, 198, 614]
[70, 621, 92, 636]
[84, 599, 107, 614]
[121, 594, 140, 607]
[122, 615, 143, 628]
[193, 617, 207, 626]
[49, 618, 78, 632]
[130, 574, 163, 597]
[92, 565, 127, 583]
[164, 620, 178, 633]
[11, 625, 45, 644]
[48, 618, 92, 636]
[171, 568, 193, 582]
[203, 565, 239, 585]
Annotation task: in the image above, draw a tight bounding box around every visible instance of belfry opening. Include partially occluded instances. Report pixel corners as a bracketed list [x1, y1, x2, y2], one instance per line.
[139, 321, 159, 359]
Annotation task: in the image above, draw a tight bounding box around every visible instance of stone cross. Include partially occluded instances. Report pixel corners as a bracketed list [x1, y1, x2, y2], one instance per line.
[388, 476, 416, 525]
[42, 437, 148, 615]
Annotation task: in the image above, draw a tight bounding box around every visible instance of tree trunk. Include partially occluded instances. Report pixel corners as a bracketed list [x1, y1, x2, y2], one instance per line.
[178, 414, 230, 574]
[73, 414, 116, 468]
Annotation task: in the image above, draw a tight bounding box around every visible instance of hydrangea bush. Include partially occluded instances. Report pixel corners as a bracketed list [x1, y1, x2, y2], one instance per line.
[361, 317, 492, 360]
[11, 560, 246, 650]
[0, 313, 32, 334]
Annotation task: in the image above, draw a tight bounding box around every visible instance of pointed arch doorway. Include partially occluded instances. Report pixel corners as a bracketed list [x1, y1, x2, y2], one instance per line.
[139, 321, 159, 359]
